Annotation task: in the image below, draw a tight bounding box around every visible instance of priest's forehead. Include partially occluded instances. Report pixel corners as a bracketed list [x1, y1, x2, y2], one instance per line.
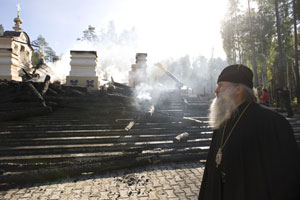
[216, 81, 236, 88]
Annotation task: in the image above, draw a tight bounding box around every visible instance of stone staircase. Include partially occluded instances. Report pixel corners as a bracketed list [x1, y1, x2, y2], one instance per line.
[0, 90, 212, 186]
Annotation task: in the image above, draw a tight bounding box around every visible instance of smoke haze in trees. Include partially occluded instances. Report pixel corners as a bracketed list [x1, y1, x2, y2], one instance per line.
[45, 21, 227, 98]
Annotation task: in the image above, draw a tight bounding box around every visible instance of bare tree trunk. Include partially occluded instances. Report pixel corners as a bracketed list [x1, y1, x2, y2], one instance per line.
[293, 0, 300, 104]
[233, 48, 237, 64]
[263, 57, 267, 89]
[287, 62, 290, 89]
[274, 0, 285, 88]
[247, 0, 259, 88]
[234, 9, 242, 64]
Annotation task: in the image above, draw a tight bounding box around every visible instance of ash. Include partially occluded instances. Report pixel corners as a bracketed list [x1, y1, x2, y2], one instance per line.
[111, 173, 152, 198]
[116, 173, 149, 186]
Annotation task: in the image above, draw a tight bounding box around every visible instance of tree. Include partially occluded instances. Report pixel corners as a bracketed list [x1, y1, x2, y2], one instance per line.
[292, 0, 300, 103]
[31, 35, 59, 66]
[274, 0, 285, 88]
[221, 0, 242, 64]
[221, 0, 260, 87]
[0, 24, 4, 36]
[247, 0, 259, 88]
[77, 25, 99, 42]
[221, 0, 300, 104]
[254, 0, 275, 88]
[296, 0, 300, 20]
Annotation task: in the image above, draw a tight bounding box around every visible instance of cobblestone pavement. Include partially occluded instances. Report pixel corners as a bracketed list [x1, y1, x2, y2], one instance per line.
[0, 161, 204, 200]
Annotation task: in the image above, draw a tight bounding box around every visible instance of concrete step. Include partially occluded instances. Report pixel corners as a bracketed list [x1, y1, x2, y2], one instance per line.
[0, 124, 209, 135]
[0, 131, 213, 146]
[0, 127, 211, 140]
[0, 138, 212, 156]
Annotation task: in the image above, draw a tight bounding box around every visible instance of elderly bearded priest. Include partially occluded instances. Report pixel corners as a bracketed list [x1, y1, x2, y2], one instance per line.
[198, 64, 300, 200]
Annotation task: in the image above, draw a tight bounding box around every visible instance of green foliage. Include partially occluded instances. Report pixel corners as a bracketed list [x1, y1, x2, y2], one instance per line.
[31, 35, 59, 66]
[0, 24, 4, 36]
[78, 21, 138, 46]
[221, 20, 236, 64]
[221, 0, 243, 64]
[221, 0, 299, 103]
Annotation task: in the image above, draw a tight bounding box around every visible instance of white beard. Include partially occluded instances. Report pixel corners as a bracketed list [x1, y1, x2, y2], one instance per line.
[208, 87, 238, 130]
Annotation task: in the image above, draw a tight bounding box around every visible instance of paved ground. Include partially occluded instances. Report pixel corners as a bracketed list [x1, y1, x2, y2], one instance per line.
[0, 161, 204, 200]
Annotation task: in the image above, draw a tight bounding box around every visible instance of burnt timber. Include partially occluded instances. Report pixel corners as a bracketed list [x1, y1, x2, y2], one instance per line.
[0, 80, 299, 187]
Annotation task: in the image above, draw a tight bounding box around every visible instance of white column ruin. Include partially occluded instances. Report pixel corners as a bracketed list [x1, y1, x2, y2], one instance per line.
[66, 50, 99, 90]
[128, 53, 147, 87]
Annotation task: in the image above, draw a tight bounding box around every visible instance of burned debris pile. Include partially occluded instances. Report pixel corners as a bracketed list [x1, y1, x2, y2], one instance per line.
[0, 79, 213, 186]
[0, 78, 53, 121]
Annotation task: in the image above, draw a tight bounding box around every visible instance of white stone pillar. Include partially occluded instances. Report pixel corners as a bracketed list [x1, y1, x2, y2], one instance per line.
[128, 53, 147, 87]
[66, 51, 99, 90]
[128, 64, 136, 87]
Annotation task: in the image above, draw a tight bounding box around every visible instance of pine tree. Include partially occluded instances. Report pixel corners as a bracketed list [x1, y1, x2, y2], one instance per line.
[31, 35, 59, 66]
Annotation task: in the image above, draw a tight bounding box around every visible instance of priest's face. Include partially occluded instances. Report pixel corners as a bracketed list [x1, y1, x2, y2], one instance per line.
[208, 81, 239, 129]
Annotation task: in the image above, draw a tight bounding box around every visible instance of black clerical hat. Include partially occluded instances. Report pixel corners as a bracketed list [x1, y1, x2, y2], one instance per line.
[217, 64, 253, 88]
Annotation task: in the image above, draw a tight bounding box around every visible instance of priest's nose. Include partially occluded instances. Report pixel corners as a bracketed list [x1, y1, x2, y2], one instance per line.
[215, 86, 220, 96]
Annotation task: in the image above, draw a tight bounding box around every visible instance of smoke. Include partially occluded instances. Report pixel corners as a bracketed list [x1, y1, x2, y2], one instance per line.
[44, 21, 137, 84]
[45, 53, 71, 83]
[135, 83, 152, 101]
[144, 56, 227, 96]
[43, 21, 227, 107]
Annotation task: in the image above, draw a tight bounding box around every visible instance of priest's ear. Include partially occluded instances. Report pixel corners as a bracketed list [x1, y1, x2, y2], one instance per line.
[235, 84, 244, 96]
[232, 84, 245, 104]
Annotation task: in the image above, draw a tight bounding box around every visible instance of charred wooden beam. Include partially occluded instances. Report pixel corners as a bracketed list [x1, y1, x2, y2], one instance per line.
[109, 77, 133, 97]
[46, 88, 58, 96]
[0, 106, 52, 121]
[184, 98, 188, 105]
[41, 75, 51, 96]
[61, 85, 87, 95]
[69, 89, 86, 96]
[183, 117, 205, 124]
[25, 82, 46, 107]
[0, 102, 47, 111]
[125, 121, 135, 131]
[156, 63, 184, 88]
[111, 76, 132, 90]
[49, 84, 64, 94]
[146, 105, 155, 117]
[0, 92, 24, 103]
[173, 132, 189, 144]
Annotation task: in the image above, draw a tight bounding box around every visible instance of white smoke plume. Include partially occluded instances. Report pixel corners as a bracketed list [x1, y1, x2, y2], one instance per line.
[45, 53, 71, 84]
[43, 20, 227, 106]
[43, 21, 137, 84]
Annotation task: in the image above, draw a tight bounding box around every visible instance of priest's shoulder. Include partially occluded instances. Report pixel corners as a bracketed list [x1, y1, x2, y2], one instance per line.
[251, 103, 288, 122]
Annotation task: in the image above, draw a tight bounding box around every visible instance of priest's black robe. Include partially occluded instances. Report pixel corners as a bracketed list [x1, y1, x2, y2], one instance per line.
[199, 101, 300, 200]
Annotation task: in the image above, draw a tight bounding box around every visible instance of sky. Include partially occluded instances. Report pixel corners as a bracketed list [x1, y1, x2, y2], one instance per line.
[0, 0, 251, 61]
